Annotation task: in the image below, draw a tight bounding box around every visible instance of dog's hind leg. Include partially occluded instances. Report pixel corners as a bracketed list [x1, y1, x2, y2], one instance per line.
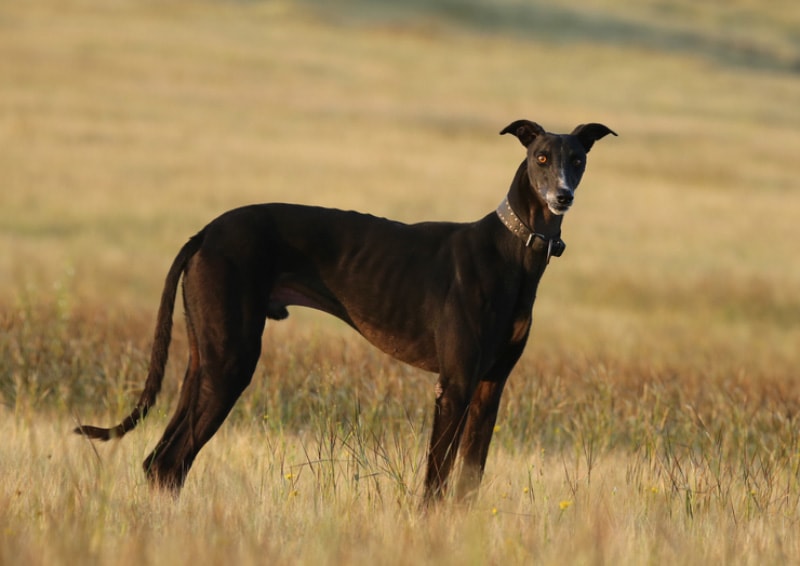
[143, 251, 267, 492]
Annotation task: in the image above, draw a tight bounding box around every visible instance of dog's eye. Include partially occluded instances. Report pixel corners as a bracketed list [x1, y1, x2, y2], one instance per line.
[572, 158, 583, 167]
[536, 154, 548, 165]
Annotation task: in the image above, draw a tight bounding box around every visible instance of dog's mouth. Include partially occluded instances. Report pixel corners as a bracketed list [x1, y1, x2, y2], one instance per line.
[547, 201, 571, 215]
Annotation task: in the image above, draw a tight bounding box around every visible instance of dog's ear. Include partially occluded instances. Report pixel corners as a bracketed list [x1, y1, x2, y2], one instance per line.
[500, 120, 546, 147]
[571, 123, 617, 152]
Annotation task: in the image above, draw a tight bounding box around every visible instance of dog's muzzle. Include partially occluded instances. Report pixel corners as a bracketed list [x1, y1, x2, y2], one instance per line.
[547, 190, 574, 215]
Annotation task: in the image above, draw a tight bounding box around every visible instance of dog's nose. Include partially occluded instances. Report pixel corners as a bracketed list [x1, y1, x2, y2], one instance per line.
[556, 192, 574, 205]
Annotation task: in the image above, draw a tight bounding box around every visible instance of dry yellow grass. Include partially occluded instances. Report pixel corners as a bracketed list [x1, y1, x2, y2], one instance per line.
[4, 302, 800, 564]
[2, 0, 800, 564]
[3, 392, 800, 565]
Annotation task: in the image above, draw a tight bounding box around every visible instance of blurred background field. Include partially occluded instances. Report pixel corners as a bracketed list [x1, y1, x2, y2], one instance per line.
[1, 0, 800, 563]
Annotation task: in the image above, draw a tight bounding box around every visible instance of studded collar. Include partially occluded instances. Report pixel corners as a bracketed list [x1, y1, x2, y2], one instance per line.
[495, 196, 566, 262]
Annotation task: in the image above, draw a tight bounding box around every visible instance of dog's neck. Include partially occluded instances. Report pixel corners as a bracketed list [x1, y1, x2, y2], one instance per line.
[496, 161, 566, 261]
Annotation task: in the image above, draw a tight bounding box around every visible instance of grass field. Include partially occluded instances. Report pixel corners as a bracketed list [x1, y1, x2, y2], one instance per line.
[2, 0, 800, 564]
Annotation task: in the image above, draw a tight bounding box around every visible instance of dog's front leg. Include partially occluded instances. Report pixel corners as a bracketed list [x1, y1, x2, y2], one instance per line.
[454, 340, 527, 502]
[422, 374, 473, 504]
[421, 309, 484, 505]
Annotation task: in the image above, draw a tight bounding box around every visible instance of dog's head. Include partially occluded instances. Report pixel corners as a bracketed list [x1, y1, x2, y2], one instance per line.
[501, 120, 616, 215]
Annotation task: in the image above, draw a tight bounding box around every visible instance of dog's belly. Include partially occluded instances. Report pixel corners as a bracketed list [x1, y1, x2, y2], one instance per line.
[351, 320, 439, 373]
[267, 283, 440, 373]
[267, 283, 344, 321]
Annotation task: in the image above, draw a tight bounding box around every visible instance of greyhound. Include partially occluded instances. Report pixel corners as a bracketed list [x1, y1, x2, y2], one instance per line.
[75, 119, 616, 504]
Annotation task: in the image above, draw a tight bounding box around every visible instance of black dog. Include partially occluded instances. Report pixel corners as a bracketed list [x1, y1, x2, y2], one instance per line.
[75, 120, 616, 503]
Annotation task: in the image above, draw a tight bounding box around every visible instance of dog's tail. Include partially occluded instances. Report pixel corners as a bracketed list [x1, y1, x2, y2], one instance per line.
[74, 231, 205, 441]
